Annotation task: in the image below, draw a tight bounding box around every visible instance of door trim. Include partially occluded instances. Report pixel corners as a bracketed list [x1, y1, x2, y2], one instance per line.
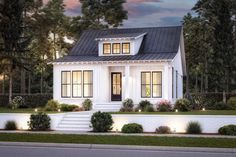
[111, 72, 122, 101]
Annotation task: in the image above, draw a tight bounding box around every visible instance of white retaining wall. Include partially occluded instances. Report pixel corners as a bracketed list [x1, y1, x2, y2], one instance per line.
[0, 113, 65, 130]
[0, 113, 236, 133]
[112, 114, 236, 133]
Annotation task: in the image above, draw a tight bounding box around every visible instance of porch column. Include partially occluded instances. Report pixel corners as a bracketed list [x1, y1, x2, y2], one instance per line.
[163, 64, 169, 100]
[125, 65, 130, 99]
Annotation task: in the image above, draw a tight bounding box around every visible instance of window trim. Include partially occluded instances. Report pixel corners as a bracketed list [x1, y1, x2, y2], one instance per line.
[141, 71, 151, 98]
[83, 70, 93, 98]
[122, 43, 130, 54]
[176, 70, 178, 98]
[103, 43, 111, 54]
[72, 70, 82, 98]
[112, 43, 121, 54]
[61, 71, 71, 98]
[152, 71, 162, 98]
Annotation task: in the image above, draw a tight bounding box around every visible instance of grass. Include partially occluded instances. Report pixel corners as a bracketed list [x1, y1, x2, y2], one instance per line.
[0, 133, 235, 148]
[0, 107, 61, 114]
[110, 110, 236, 115]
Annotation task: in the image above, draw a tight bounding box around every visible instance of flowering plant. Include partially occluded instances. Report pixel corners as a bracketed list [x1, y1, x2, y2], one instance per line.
[157, 99, 172, 112]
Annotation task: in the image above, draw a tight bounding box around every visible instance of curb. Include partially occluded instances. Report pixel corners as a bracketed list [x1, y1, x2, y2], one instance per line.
[0, 142, 235, 154]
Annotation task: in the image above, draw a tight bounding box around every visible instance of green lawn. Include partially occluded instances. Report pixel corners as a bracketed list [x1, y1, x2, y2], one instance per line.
[0, 107, 61, 114]
[0, 133, 235, 148]
[110, 110, 236, 115]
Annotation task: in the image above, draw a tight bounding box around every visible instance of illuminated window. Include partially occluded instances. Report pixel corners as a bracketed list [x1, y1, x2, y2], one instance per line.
[72, 71, 82, 97]
[141, 71, 162, 98]
[112, 43, 120, 54]
[122, 43, 130, 54]
[83, 71, 93, 97]
[141, 72, 151, 98]
[61, 71, 71, 97]
[152, 72, 162, 98]
[103, 43, 111, 54]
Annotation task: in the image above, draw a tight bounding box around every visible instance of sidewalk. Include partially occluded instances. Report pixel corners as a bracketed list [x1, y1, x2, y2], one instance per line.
[0, 130, 236, 138]
[0, 141, 235, 154]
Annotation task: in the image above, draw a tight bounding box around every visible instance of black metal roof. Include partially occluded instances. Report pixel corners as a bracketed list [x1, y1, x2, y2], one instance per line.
[54, 26, 182, 63]
[96, 32, 146, 40]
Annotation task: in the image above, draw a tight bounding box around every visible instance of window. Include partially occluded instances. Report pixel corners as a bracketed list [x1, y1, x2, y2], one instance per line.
[141, 71, 162, 98]
[61, 71, 71, 97]
[141, 72, 151, 98]
[122, 43, 130, 54]
[172, 68, 174, 98]
[103, 43, 111, 54]
[72, 71, 82, 97]
[176, 70, 178, 98]
[83, 71, 93, 97]
[112, 43, 120, 54]
[152, 72, 162, 98]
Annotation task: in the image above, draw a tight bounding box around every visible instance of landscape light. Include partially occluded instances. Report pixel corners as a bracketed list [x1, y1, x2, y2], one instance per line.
[34, 108, 38, 112]
[175, 109, 178, 112]
[138, 109, 141, 112]
[202, 108, 205, 111]
[58, 109, 61, 112]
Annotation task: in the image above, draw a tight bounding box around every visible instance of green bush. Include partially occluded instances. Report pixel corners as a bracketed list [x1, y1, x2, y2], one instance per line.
[0, 94, 52, 108]
[157, 100, 172, 112]
[10, 96, 25, 109]
[121, 123, 143, 133]
[186, 121, 202, 134]
[60, 104, 78, 112]
[174, 98, 192, 112]
[156, 126, 171, 134]
[218, 125, 236, 135]
[82, 99, 92, 111]
[139, 100, 152, 111]
[120, 98, 134, 112]
[227, 97, 236, 110]
[91, 111, 113, 132]
[214, 102, 233, 110]
[28, 112, 51, 131]
[45, 100, 60, 111]
[4, 121, 17, 130]
[145, 106, 155, 112]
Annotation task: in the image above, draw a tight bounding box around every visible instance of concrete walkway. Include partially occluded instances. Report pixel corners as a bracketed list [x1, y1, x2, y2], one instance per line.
[0, 130, 236, 138]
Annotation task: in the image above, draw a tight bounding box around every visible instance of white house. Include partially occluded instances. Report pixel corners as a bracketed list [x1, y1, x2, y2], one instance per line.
[52, 26, 186, 111]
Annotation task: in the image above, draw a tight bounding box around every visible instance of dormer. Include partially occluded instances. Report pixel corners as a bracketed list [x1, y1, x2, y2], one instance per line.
[95, 32, 147, 56]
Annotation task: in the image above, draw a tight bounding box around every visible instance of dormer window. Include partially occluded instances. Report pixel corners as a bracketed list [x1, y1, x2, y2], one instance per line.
[103, 43, 111, 54]
[122, 43, 130, 54]
[112, 43, 121, 54]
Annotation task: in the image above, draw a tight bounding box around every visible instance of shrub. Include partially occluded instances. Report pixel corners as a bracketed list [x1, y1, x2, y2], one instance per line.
[60, 104, 78, 112]
[10, 96, 25, 109]
[156, 126, 171, 134]
[0, 94, 52, 108]
[4, 121, 17, 130]
[120, 98, 134, 112]
[139, 100, 152, 111]
[82, 99, 92, 111]
[73, 107, 85, 112]
[28, 112, 51, 131]
[227, 97, 236, 110]
[121, 123, 143, 133]
[174, 98, 192, 112]
[45, 100, 60, 111]
[157, 100, 172, 112]
[145, 106, 155, 112]
[91, 111, 113, 132]
[186, 121, 202, 134]
[218, 125, 236, 135]
[214, 102, 233, 110]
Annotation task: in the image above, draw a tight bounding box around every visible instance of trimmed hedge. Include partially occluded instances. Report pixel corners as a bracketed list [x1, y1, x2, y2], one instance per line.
[121, 123, 143, 133]
[186, 121, 202, 134]
[91, 111, 113, 132]
[28, 112, 51, 131]
[0, 94, 52, 108]
[4, 121, 17, 130]
[218, 125, 236, 135]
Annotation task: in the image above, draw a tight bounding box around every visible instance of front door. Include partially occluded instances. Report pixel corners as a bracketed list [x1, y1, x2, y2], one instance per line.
[111, 72, 122, 101]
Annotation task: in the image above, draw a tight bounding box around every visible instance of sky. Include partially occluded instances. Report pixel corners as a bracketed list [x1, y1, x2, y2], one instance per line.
[63, 0, 198, 28]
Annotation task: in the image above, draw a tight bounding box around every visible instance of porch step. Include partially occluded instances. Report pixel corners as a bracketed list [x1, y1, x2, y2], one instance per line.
[93, 103, 122, 112]
[56, 112, 94, 132]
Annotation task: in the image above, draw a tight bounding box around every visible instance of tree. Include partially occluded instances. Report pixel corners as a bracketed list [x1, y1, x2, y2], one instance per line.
[79, 0, 128, 29]
[0, 0, 30, 103]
